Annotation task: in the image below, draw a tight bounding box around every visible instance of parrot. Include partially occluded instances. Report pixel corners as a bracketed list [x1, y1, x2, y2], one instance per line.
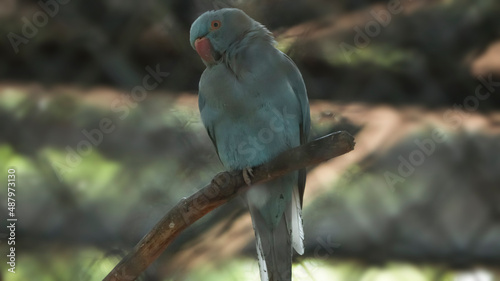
[190, 8, 310, 281]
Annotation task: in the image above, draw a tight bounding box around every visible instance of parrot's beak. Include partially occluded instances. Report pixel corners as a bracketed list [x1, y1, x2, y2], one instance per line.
[195, 37, 220, 65]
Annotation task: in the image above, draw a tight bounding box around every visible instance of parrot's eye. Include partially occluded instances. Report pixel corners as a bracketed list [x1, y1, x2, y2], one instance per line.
[210, 20, 222, 30]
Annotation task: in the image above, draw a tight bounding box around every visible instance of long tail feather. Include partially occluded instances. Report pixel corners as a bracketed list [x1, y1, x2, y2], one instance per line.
[251, 206, 292, 281]
[246, 173, 303, 281]
[291, 185, 304, 255]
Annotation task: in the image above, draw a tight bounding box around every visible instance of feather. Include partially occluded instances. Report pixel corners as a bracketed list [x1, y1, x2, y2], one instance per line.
[292, 185, 304, 255]
[255, 228, 269, 281]
[248, 181, 293, 281]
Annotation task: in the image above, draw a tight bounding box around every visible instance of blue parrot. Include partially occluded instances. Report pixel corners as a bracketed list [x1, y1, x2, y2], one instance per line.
[190, 8, 310, 281]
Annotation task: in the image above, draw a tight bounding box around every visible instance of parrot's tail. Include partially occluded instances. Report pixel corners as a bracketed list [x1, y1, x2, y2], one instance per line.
[248, 183, 304, 281]
[251, 206, 291, 281]
[291, 185, 305, 255]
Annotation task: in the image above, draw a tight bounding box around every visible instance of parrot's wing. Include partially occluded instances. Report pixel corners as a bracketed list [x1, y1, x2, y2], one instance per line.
[281, 52, 311, 207]
[198, 93, 220, 159]
[282, 52, 310, 143]
[278, 51, 310, 256]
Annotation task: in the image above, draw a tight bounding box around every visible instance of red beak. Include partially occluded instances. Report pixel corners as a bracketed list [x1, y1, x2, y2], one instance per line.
[195, 37, 216, 64]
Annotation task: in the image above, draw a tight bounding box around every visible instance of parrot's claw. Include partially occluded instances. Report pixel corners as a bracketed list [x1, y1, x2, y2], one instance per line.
[243, 167, 254, 186]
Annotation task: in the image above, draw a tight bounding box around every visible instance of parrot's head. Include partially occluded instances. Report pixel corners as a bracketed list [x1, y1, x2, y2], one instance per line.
[190, 8, 255, 65]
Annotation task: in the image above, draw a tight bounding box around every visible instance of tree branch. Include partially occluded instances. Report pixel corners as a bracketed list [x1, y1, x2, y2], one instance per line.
[103, 131, 355, 281]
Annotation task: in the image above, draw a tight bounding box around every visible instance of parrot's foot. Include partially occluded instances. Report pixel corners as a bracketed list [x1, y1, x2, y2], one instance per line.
[242, 167, 254, 186]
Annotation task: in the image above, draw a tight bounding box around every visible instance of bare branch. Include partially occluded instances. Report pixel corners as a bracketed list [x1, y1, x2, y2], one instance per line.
[103, 131, 355, 281]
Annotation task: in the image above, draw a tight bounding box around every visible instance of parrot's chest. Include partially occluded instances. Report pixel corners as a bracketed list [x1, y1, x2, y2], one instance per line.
[199, 58, 301, 169]
[200, 64, 259, 114]
[214, 109, 297, 169]
[200, 96, 299, 169]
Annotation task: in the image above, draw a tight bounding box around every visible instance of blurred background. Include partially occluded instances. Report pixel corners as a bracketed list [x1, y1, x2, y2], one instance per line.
[1, 0, 500, 280]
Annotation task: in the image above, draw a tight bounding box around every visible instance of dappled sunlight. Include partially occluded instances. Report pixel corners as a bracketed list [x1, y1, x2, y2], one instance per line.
[183, 258, 497, 281]
[471, 41, 500, 77]
[1, 0, 499, 280]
